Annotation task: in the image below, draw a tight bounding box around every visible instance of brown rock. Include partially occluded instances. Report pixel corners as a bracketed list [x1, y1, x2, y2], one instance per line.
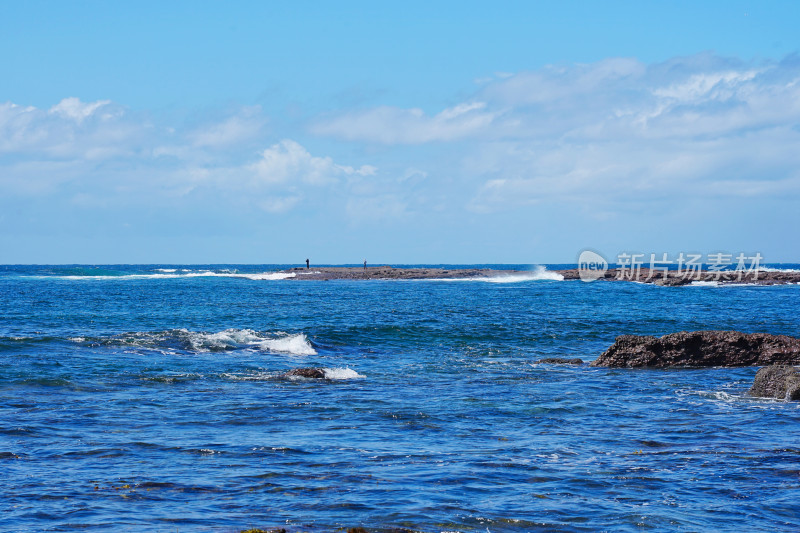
[591, 331, 800, 368]
[749, 365, 800, 400]
[653, 277, 692, 286]
[283, 367, 326, 379]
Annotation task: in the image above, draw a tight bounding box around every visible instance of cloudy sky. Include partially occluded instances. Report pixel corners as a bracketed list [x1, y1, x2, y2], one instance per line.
[2, 1, 799, 264]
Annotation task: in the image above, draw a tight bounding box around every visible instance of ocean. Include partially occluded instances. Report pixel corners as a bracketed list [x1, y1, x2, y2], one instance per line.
[1, 264, 799, 532]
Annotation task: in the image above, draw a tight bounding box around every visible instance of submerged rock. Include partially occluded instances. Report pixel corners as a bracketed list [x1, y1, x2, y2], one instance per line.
[538, 357, 584, 365]
[282, 367, 327, 379]
[591, 331, 800, 368]
[749, 365, 800, 400]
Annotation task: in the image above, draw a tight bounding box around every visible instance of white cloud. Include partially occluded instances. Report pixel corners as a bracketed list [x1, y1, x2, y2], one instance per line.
[188, 106, 266, 147]
[311, 101, 497, 144]
[249, 139, 376, 185]
[4, 53, 800, 224]
[49, 97, 112, 122]
[0, 99, 378, 216]
[258, 195, 302, 213]
[0, 98, 136, 158]
[309, 54, 800, 212]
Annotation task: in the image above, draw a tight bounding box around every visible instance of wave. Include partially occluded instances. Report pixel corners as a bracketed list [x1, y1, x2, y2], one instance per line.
[256, 335, 317, 356]
[72, 328, 316, 356]
[436, 265, 564, 283]
[690, 281, 722, 287]
[29, 270, 296, 281]
[758, 267, 800, 273]
[689, 281, 763, 288]
[318, 367, 364, 380]
[221, 367, 364, 381]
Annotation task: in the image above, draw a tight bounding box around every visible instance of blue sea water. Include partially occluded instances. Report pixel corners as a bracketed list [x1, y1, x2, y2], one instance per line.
[1, 264, 799, 532]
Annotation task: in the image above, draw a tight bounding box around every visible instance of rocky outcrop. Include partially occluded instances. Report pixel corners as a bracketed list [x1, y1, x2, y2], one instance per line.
[748, 365, 800, 400]
[652, 277, 693, 286]
[278, 266, 800, 285]
[282, 368, 327, 379]
[538, 357, 584, 365]
[285, 266, 492, 280]
[591, 331, 800, 368]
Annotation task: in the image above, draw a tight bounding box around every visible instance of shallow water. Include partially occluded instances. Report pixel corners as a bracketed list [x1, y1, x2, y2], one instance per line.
[1, 265, 799, 532]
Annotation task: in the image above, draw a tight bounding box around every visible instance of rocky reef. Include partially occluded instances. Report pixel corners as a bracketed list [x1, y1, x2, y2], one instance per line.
[591, 331, 800, 368]
[278, 266, 800, 285]
[748, 365, 800, 400]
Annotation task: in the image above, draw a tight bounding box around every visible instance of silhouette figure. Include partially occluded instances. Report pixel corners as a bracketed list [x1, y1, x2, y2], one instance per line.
[363, 259, 367, 270]
[306, 258, 309, 269]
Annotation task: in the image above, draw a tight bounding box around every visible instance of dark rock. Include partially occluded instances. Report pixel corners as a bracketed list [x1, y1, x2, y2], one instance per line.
[283, 367, 326, 379]
[538, 357, 584, 365]
[749, 365, 800, 400]
[591, 331, 800, 368]
[653, 277, 692, 286]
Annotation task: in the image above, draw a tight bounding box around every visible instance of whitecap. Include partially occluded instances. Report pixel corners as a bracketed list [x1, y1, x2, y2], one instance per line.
[233, 272, 296, 280]
[33, 270, 295, 281]
[435, 265, 564, 283]
[93, 328, 316, 355]
[758, 267, 800, 273]
[256, 333, 317, 356]
[689, 281, 722, 287]
[322, 367, 364, 379]
[185, 328, 266, 351]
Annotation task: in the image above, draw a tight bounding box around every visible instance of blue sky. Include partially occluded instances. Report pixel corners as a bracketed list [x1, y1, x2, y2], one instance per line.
[2, 1, 799, 263]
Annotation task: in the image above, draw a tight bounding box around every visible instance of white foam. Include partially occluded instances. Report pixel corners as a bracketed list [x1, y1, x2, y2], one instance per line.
[689, 280, 761, 288]
[222, 367, 362, 381]
[482, 266, 564, 282]
[435, 265, 564, 283]
[234, 272, 296, 280]
[257, 333, 317, 356]
[186, 328, 267, 351]
[322, 367, 364, 379]
[104, 328, 316, 356]
[758, 267, 800, 273]
[42, 270, 296, 281]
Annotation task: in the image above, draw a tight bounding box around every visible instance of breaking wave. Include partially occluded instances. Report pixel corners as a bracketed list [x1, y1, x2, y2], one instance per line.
[319, 367, 364, 380]
[222, 367, 364, 381]
[256, 335, 317, 356]
[436, 265, 564, 283]
[31, 270, 295, 281]
[72, 328, 316, 356]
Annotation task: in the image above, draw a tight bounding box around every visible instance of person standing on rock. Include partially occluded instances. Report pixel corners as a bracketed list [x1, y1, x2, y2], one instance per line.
[306, 258, 309, 269]
[363, 259, 367, 271]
